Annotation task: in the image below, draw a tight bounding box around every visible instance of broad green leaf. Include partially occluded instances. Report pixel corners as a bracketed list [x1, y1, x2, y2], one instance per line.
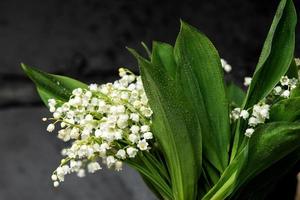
[198, 160, 221, 199]
[152, 41, 177, 78]
[37, 87, 55, 106]
[202, 158, 220, 186]
[231, 146, 300, 200]
[244, 0, 297, 108]
[236, 122, 300, 192]
[204, 122, 300, 199]
[129, 49, 201, 200]
[269, 97, 300, 122]
[153, 41, 203, 176]
[174, 21, 230, 172]
[226, 82, 246, 107]
[291, 86, 300, 98]
[231, 0, 297, 161]
[151, 41, 202, 176]
[21, 64, 87, 106]
[202, 145, 249, 200]
[286, 58, 298, 78]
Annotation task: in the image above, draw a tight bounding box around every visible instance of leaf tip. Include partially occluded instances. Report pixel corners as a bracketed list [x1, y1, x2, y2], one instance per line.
[20, 63, 35, 79]
[127, 47, 149, 63]
[20, 63, 28, 73]
[179, 19, 193, 32]
[140, 42, 152, 59]
[126, 46, 140, 59]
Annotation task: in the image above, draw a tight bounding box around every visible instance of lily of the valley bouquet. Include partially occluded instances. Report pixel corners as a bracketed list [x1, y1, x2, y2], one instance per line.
[22, 0, 300, 199]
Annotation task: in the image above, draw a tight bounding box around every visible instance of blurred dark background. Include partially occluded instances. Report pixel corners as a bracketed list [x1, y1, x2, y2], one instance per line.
[0, 0, 299, 199]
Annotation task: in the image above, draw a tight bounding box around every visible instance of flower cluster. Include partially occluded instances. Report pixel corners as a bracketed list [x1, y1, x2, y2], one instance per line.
[244, 102, 270, 137]
[230, 102, 270, 137]
[43, 68, 154, 187]
[231, 73, 299, 137]
[272, 75, 298, 98]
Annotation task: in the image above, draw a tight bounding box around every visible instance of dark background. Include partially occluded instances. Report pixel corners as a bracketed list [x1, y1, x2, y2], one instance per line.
[0, 0, 299, 199]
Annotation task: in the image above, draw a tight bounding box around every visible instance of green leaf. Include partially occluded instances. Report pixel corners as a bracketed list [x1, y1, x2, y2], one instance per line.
[231, 146, 300, 200]
[269, 97, 300, 122]
[174, 21, 230, 172]
[231, 0, 297, 162]
[286, 58, 298, 78]
[21, 63, 87, 106]
[237, 122, 300, 191]
[152, 42, 203, 175]
[202, 145, 249, 200]
[291, 70, 300, 97]
[151, 41, 177, 78]
[244, 0, 297, 108]
[202, 158, 221, 186]
[129, 48, 201, 200]
[291, 86, 300, 98]
[204, 122, 300, 199]
[226, 82, 246, 107]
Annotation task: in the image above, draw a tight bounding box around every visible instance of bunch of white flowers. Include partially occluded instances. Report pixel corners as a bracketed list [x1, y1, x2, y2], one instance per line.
[230, 73, 299, 137]
[244, 102, 270, 137]
[230, 102, 270, 137]
[43, 68, 154, 187]
[272, 75, 298, 98]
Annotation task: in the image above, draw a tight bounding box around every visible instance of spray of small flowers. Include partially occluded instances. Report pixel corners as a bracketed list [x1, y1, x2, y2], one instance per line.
[231, 73, 299, 137]
[43, 68, 153, 187]
[41, 59, 234, 187]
